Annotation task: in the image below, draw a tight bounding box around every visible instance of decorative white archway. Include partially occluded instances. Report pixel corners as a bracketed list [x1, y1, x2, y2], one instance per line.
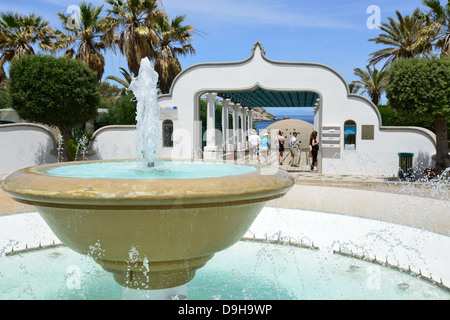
[158, 41, 436, 176]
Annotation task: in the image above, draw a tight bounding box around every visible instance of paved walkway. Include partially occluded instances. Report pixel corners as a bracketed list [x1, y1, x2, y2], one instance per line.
[254, 149, 450, 201]
[292, 170, 449, 201]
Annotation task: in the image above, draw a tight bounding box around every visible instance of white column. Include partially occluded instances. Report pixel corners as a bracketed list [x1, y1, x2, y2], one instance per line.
[237, 104, 243, 146]
[204, 92, 217, 159]
[233, 104, 240, 145]
[232, 103, 240, 147]
[242, 107, 248, 149]
[248, 109, 253, 135]
[235, 103, 245, 160]
[222, 99, 230, 151]
[206, 93, 217, 148]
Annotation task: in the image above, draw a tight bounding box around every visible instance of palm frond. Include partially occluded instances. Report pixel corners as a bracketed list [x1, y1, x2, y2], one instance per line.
[106, 67, 133, 88]
[368, 10, 434, 69]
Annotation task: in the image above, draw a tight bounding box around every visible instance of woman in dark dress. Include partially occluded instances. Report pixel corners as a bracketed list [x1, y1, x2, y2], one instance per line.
[310, 130, 319, 173]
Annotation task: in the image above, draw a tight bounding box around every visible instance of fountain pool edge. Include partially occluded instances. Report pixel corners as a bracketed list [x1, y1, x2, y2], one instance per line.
[1, 205, 449, 292]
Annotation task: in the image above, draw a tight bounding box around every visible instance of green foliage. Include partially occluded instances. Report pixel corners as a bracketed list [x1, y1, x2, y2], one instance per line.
[66, 134, 93, 161]
[0, 89, 11, 108]
[385, 56, 450, 173]
[95, 92, 137, 128]
[99, 81, 123, 104]
[9, 54, 100, 129]
[377, 104, 436, 130]
[352, 65, 387, 105]
[385, 56, 450, 118]
[64, 125, 94, 161]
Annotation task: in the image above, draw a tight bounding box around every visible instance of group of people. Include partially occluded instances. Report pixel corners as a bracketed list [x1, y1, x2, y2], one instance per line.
[275, 130, 319, 173]
[248, 132, 271, 163]
[248, 130, 319, 173]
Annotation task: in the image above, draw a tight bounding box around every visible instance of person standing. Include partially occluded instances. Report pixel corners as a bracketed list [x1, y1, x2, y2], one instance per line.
[310, 130, 319, 173]
[275, 130, 285, 166]
[259, 132, 271, 163]
[248, 133, 261, 162]
[289, 132, 300, 167]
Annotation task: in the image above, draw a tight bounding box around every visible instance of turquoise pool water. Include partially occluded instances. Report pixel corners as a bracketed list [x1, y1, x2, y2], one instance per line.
[46, 161, 258, 180]
[0, 241, 448, 300]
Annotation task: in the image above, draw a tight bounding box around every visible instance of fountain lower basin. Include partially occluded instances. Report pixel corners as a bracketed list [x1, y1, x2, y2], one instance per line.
[2, 160, 293, 290]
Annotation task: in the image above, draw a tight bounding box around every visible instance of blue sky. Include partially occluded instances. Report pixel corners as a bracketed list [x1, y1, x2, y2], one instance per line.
[1, 0, 427, 103]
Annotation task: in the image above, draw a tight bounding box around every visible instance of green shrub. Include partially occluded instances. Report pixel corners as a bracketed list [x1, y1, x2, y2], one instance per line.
[0, 89, 11, 109]
[9, 54, 100, 160]
[386, 57, 450, 173]
[95, 92, 137, 128]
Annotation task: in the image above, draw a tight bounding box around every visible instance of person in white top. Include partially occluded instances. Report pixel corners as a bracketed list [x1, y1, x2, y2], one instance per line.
[248, 133, 260, 161]
[289, 132, 300, 167]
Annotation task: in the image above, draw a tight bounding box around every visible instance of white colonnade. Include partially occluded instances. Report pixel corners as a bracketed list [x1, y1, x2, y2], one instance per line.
[203, 92, 253, 160]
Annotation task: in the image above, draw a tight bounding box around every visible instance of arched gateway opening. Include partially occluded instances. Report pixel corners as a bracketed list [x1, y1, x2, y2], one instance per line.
[157, 41, 436, 176]
[197, 87, 319, 165]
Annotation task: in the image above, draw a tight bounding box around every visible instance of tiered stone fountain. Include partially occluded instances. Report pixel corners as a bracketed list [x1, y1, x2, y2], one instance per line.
[2, 58, 293, 294]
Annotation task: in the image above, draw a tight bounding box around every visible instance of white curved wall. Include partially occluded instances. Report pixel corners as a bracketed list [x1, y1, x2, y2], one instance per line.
[158, 42, 437, 176]
[90, 126, 137, 160]
[0, 124, 58, 178]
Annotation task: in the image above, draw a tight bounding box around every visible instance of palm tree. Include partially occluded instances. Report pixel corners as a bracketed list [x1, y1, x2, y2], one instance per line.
[420, 0, 450, 57]
[106, 66, 133, 88]
[103, 0, 162, 77]
[0, 12, 57, 83]
[348, 82, 362, 94]
[368, 9, 434, 69]
[153, 13, 195, 93]
[353, 66, 387, 105]
[57, 2, 110, 81]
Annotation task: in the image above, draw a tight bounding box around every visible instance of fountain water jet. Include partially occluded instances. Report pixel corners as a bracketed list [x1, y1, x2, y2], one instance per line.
[2, 58, 294, 293]
[128, 57, 160, 166]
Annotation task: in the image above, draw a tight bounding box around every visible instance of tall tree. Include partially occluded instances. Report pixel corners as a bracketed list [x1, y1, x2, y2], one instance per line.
[9, 55, 100, 161]
[420, 0, 450, 57]
[352, 66, 387, 105]
[386, 57, 450, 175]
[368, 9, 434, 69]
[57, 1, 110, 81]
[104, 0, 162, 77]
[153, 13, 195, 94]
[0, 12, 57, 83]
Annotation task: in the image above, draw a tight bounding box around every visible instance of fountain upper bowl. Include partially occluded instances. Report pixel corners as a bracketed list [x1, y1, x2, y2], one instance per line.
[2, 159, 293, 208]
[2, 159, 294, 289]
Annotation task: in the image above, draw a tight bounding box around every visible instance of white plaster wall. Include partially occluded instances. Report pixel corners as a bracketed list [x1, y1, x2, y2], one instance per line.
[90, 125, 137, 160]
[158, 42, 437, 176]
[320, 92, 436, 176]
[0, 124, 57, 178]
[321, 126, 436, 176]
[89, 125, 183, 161]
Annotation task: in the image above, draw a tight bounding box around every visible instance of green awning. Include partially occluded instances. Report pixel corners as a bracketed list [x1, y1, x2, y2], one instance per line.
[217, 88, 318, 108]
